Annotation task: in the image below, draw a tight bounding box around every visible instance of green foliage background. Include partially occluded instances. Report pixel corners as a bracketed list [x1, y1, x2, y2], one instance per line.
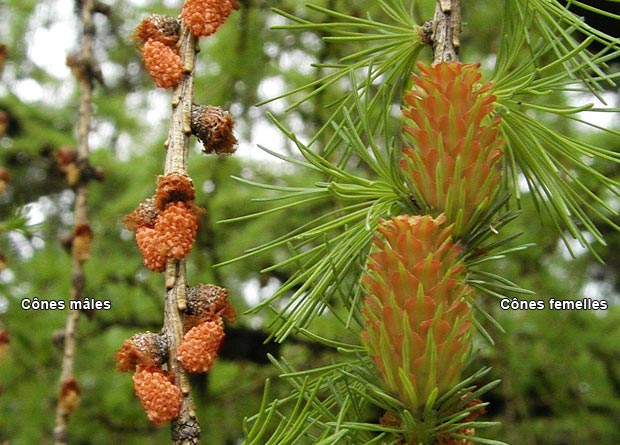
[0, 1, 619, 444]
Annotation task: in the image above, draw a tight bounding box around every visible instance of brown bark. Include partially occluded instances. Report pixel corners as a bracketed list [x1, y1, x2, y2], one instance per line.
[163, 26, 201, 445]
[432, 0, 461, 64]
[53, 0, 101, 443]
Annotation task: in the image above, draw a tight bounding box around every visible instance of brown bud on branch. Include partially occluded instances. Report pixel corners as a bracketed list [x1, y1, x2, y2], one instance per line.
[191, 105, 237, 155]
[72, 223, 93, 263]
[0, 44, 7, 74]
[154, 173, 196, 210]
[185, 283, 236, 329]
[0, 330, 9, 362]
[0, 168, 9, 194]
[59, 378, 81, 416]
[133, 15, 181, 47]
[0, 111, 8, 138]
[115, 331, 169, 372]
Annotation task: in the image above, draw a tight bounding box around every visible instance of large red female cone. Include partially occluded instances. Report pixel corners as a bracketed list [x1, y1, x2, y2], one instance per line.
[361, 214, 472, 410]
[401, 63, 503, 236]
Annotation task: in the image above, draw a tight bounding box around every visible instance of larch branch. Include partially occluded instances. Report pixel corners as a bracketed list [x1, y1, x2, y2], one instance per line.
[164, 25, 201, 445]
[53, 0, 101, 443]
[432, 0, 461, 64]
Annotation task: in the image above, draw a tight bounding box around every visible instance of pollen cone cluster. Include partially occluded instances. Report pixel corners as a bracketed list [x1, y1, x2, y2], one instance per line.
[133, 203, 199, 271]
[133, 15, 183, 89]
[125, 174, 202, 272]
[178, 320, 224, 373]
[133, 365, 183, 424]
[401, 62, 503, 235]
[177, 284, 235, 372]
[158, 202, 200, 260]
[361, 214, 472, 410]
[141, 40, 183, 89]
[114, 284, 234, 423]
[181, 0, 239, 38]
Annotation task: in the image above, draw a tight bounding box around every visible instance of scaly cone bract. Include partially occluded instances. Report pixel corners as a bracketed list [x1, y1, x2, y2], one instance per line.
[361, 214, 473, 410]
[401, 62, 503, 236]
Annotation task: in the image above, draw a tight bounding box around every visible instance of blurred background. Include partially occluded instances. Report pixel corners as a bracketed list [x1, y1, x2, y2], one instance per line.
[0, 0, 619, 444]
